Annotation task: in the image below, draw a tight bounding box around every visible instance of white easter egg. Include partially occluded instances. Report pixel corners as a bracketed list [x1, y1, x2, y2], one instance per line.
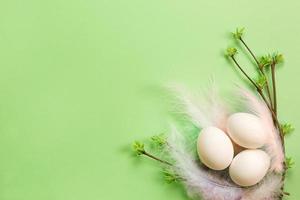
[197, 126, 234, 170]
[227, 112, 267, 149]
[229, 149, 270, 187]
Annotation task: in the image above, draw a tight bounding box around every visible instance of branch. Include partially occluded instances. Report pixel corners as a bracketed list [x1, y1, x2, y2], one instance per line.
[271, 62, 278, 115]
[142, 151, 173, 166]
[229, 56, 283, 139]
[239, 38, 260, 66]
[230, 56, 272, 110]
[230, 56, 259, 88]
[132, 141, 173, 166]
[239, 37, 274, 108]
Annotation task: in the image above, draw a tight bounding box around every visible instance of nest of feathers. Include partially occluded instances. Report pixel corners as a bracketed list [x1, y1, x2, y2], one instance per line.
[165, 85, 285, 200]
[132, 28, 293, 200]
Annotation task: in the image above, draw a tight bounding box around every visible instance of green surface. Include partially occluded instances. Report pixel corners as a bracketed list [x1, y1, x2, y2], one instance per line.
[0, 0, 299, 199]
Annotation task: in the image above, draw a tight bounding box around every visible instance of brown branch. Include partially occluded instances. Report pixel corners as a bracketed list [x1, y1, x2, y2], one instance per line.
[239, 38, 260, 66]
[239, 37, 274, 109]
[271, 62, 278, 115]
[230, 56, 259, 89]
[230, 56, 284, 141]
[230, 56, 272, 111]
[230, 54, 286, 200]
[236, 37, 282, 140]
[261, 70, 274, 108]
[233, 36, 286, 199]
[142, 151, 173, 166]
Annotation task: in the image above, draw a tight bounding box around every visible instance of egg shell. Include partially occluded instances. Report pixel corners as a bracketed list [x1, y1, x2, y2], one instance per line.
[227, 112, 267, 149]
[229, 149, 270, 187]
[197, 126, 234, 170]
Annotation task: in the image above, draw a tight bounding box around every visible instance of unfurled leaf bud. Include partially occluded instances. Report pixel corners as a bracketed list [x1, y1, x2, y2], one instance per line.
[232, 27, 245, 39]
[226, 47, 237, 57]
[132, 141, 145, 155]
[281, 123, 295, 136]
[255, 75, 267, 89]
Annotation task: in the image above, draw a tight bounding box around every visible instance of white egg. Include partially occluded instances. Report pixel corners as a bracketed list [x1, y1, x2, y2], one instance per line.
[227, 112, 267, 149]
[229, 149, 270, 187]
[197, 126, 234, 170]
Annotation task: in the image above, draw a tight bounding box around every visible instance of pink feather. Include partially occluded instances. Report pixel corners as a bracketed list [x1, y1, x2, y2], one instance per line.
[238, 88, 284, 173]
[242, 173, 283, 200]
[166, 85, 284, 200]
[168, 126, 243, 200]
[167, 126, 283, 200]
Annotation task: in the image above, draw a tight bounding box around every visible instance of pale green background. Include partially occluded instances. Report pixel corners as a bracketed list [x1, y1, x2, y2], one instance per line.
[0, 0, 299, 199]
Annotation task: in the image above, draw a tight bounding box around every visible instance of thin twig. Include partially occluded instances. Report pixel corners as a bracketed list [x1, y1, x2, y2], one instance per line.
[230, 55, 284, 144]
[230, 56, 272, 111]
[239, 37, 274, 108]
[142, 151, 173, 166]
[230, 56, 259, 88]
[271, 62, 278, 115]
[237, 37, 282, 139]
[233, 35, 286, 199]
[239, 38, 260, 65]
[262, 70, 274, 109]
[230, 54, 286, 199]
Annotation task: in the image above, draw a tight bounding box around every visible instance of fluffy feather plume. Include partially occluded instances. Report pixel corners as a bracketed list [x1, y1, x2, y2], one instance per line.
[238, 88, 284, 173]
[167, 126, 243, 200]
[167, 125, 283, 200]
[242, 173, 283, 200]
[167, 84, 229, 131]
[166, 85, 284, 200]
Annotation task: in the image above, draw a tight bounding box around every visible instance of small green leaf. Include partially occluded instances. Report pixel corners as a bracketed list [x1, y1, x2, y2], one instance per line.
[151, 134, 166, 147]
[259, 54, 272, 68]
[163, 169, 181, 183]
[273, 53, 284, 64]
[260, 53, 284, 68]
[286, 157, 295, 169]
[232, 27, 245, 39]
[132, 141, 145, 155]
[255, 75, 267, 89]
[281, 123, 295, 136]
[226, 47, 237, 57]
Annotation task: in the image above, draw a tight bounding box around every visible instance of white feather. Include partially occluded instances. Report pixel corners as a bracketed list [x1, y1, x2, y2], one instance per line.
[167, 84, 229, 131]
[167, 126, 243, 200]
[242, 173, 283, 200]
[167, 125, 283, 200]
[165, 85, 284, 200]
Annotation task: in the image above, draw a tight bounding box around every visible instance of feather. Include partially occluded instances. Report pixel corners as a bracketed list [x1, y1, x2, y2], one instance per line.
[242, 173, 283, 200]
[167, 126, 243, 200]
[165, 86, 284, 200]
[167, 83, 229, 132]
[238, 88, 284, 173]
[167, 125, 283, 200]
